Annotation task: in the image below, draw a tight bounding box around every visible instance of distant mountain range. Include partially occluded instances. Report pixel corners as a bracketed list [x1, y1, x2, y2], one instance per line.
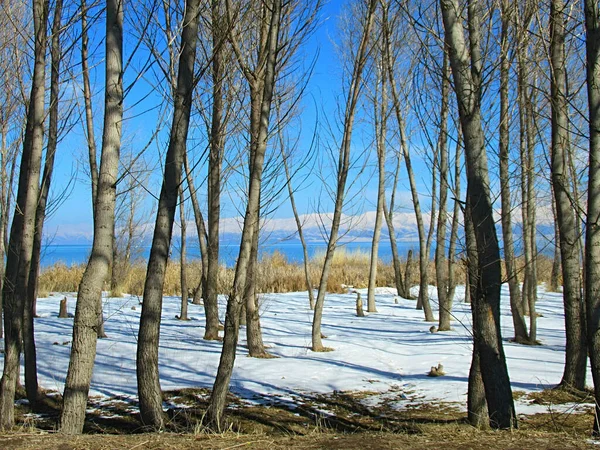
[46, 206, 557, 248]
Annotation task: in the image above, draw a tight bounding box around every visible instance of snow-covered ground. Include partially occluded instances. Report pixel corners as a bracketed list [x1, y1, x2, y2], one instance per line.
[4, 284, 594, 416]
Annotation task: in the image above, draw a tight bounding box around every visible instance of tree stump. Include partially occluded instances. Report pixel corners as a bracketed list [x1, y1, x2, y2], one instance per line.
[356, 292, 365, 317]
[58, 297, 68, 318]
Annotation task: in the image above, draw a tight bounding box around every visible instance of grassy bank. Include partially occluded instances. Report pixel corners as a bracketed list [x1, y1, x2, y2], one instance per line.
[38, 249, 555, 297]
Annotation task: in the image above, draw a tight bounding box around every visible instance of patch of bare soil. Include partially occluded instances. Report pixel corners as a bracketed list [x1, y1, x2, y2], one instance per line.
[0, 388, 596, 449]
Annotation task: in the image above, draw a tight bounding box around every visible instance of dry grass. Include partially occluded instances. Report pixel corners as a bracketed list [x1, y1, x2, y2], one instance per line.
[37, 250, 557, 298]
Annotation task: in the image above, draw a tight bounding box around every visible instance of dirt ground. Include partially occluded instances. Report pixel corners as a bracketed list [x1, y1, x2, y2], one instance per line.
[0, 387, 596, 449]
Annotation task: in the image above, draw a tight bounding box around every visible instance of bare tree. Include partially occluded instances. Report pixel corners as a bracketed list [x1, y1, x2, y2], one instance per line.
[550, 0, 587, 391]
[311, 0, 377, 353]
[499, 0, 528, 343]
[205, 0, 285, 427]
[178, 185, 189, 321]
[136, 0, 202, 429]
[60, 0, 123, 434]
[440, 0, 516, 429]
[0, 0, 49, 429]
[382, 3, 435, 322]
[584, 0, 600, 435]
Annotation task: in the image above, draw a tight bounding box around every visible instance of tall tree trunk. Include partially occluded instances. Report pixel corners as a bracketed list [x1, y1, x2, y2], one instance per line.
[465, 200, 488, 428]
[60, 0, 123, 434]
[311, 0, 377, 352]
[0, 0, 49, 429]
[382, 10, 434, 322]
[82, 0, 98, 214]
[136, 0, 201, 430]
[441, 0, 516, 429]
[499, 0, 528, 343]
[179, 186, 189, 321]
[436, 48, 451, 331]
[24, 0, 64, 409]
[584, 0, 600, 434]
[182, 152, 208, 308]
[281, 142, 315, 309]
[383, 151, 408, 299]
[550, 0, 587, 392]
[367, 44, 388, 314]
[205, 0, 226, 338]
[245, 224, 268, 357]
[205, 0, 282, 429]
[446, 135, 462, 304]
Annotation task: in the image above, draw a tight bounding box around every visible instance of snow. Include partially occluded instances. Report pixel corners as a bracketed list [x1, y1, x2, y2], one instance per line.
[1, 284, 594, 415]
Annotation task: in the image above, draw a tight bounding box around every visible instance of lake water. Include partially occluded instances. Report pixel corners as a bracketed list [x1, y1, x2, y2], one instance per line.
[40, 240, 422, 268]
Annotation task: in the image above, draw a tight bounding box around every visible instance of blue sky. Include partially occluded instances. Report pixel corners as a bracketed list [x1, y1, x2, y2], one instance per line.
[44, 0, 432, 240]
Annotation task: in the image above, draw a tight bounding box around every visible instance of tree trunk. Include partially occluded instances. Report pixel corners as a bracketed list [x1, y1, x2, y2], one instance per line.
[205, 0, 226, 337]
[205, 0, 282, 429]
[446, 135, 461, 304]
[311, 0, 377, 352]
[367, 43, 388, 314]
[441, 0, 516, 429]
[382, 10, 434, 322]
[499, 0, 528, 343]
[584, 0, 600, 434]
[136, 0, 201, 430]
[60, 0, 123, 435]
[182, 152, 208, 311]
[436, 48, 451, 331]
[179, 186, 189, 321]
[281, 140, 315, 309]
[0, 0, 48, 430]
[245, 223, 268, 357]
[550, 0, 587, 392]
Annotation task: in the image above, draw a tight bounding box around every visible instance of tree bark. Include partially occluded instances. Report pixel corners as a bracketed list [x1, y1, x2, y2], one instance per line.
[24, 0, 64, 409]
[205, 0, 282, 429]
[178, 186, 189, 321]
[550, 0, 587, 391]
[0, 0, 48, 429]
[311, 0, 377, 352]
[440, 0, 516, 429]
[382, 9, 434, 322]
[60, 0, 123, 434]
[499, 0, 528, 343]
[136, 0, 201, 430]
[584, 0, 600, 434]
[436, 48, 451, 331]
[367, 38, 388, 314]
[205, 0, 226, 338]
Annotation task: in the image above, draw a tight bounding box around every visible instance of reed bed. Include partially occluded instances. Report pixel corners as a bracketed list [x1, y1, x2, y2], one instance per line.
[38, 248, 555, 298]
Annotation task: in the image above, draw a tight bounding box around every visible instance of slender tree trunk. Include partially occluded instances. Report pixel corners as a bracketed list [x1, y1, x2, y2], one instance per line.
[550, 194, 562, 292]
[382, 11, 434, 321]
[446, 135, 461, 304]
[436, 48, 451, 331]
[182, 152, 208, 309]
[136, 0, 201, 430]
[24, 0, 64, 409]
[367, 46, 388, 314]
[441, 0, 516, 429]
[311, 0, 377, 352]
[0, 0, 49, 429]
[205, 0, 226, 337]
[499, 0, 528, 343]
[550, 0, 587, 391]
[383, 150, 408, 299]
[584, 0, 600, 434]
[205, 0, 282, 429]
[245, 224, 268, 356]
[281, 143, 315, 309]
[60, 0, 123, 434]
[179, 186, 189, 321]
[82, 0, 98, 214]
